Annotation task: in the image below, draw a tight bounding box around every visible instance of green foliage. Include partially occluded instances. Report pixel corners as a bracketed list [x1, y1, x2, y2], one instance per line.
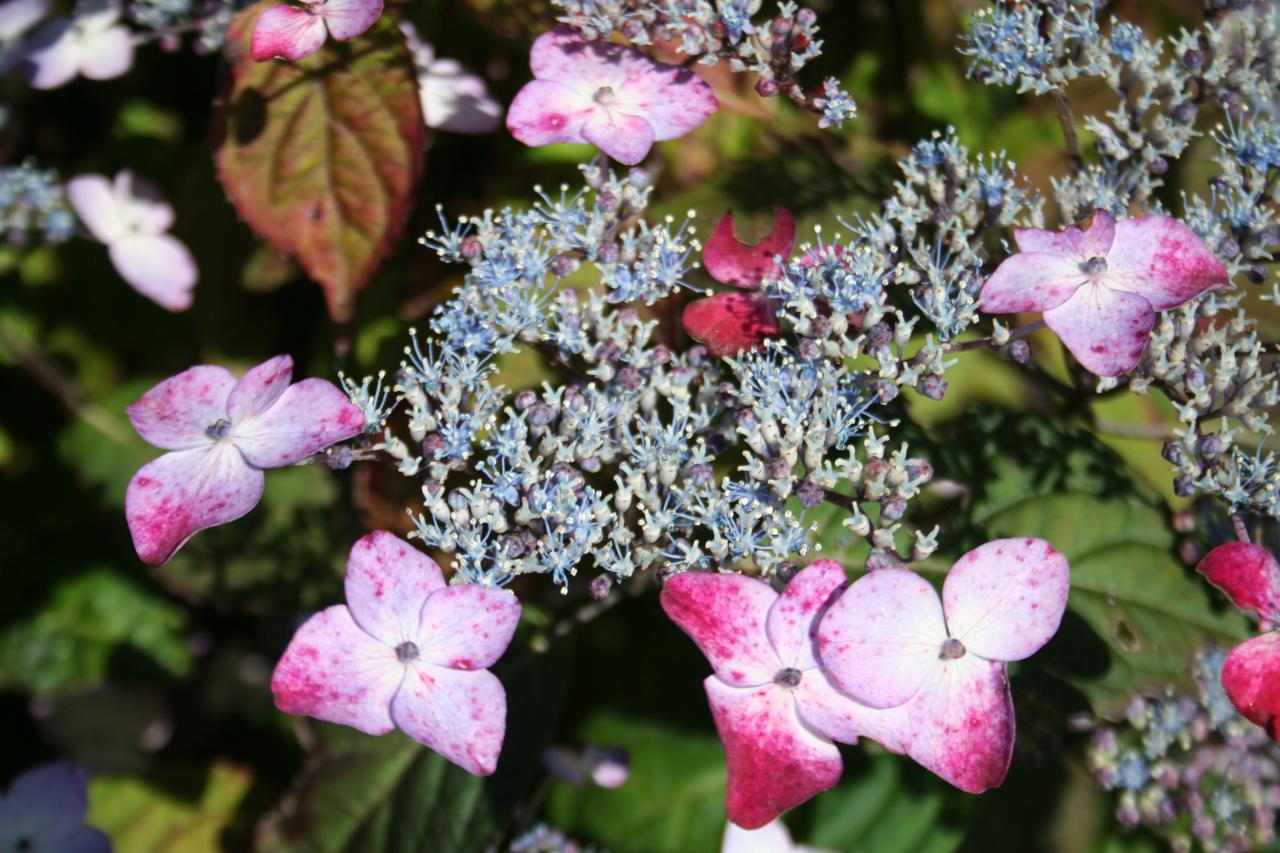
[214, 1, 425, 323]
[0, 567, 191, 695]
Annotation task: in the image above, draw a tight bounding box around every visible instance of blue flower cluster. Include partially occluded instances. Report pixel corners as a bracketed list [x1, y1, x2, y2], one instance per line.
[0, 162, 74, 246]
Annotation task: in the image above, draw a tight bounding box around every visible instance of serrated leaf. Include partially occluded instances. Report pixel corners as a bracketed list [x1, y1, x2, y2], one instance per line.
[0, 567, 191, 695]
[214, 3, 425, 322]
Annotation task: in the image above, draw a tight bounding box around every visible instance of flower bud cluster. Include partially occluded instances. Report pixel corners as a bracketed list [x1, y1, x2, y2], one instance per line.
[1088, 648, 1280, 852]
[551, 0, 858, 128]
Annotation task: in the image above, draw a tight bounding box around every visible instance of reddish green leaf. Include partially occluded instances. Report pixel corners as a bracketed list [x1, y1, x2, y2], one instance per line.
[214, 2, 425, 322]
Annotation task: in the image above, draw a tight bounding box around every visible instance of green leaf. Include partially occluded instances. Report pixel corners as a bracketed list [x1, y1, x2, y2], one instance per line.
[547, 713, 728, 853]
[0, 567, 191, 695]
[57, 380, 155, 509]
[87, 761, 253, 852]
[214, 2, 425, 323]
[926, 413, 1249, 717]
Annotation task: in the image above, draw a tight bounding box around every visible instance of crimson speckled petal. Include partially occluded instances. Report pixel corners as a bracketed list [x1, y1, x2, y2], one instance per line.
[416, 586, 521, 671]
[1197, 542, 1280, 625]
[126, 365, 235, 451]
[1222, 633, 1280, 741]
[344, 531, 445, 647]
[682, 291, 781, 358]
[767, 559, 847, 670]
[1106, 215, 1230, 310]
[250, 4, 326, 62]
[703, 209, 797, 288]
[661, 571, 779, 687]
[390, 665, 507, 776]
[1042, 283, 1155, 377]
[231, 377, 365, 468]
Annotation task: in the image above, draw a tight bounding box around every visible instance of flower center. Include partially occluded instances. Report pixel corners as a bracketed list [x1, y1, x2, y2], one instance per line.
[207, 418, 232, 440]
[773, 667, 803, 688]
[395, 641, 420, 663]
[940, 638, 966, 660]
[1081, 255, 1108, 276]
[594, 86, 616, 106]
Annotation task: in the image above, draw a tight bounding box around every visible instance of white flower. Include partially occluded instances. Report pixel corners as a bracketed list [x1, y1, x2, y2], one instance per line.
[23, 0, 133, 89]
[400, 21, 502, 134]
[0, 0, 52, 74]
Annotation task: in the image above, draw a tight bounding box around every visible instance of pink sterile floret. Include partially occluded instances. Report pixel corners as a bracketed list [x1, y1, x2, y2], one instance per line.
[661, 560, 906, 829]
[506, 26, 718, 166]
[251, 0, 383, 62]
[979, 209, 1228, 377]
[1222, 632, 1280, 742]
[1196, 541, 1280, 628]
[0, 761, 108, 853]
[817, 538, 1070, 793]
[271, 531, 521, 775]
[682, 208, 794, 358]
[124, 355, 364, 565]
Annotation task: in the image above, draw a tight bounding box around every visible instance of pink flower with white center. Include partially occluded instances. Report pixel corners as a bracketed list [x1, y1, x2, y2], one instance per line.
[980, 209, 1229, 377]
[125, 355, 364, 565]
[400, 21, 502, 135]
[721, 818, 834, 853]
[23, 0, 133, 89]
[682, 208, 793, 357]
[67, 170, 198, 312]
[817, 538, 1070, 793]
[0, 761, 109, 853]
[661, 560, 908, 829]
[506, 26, 718, 166]
[1196, 542, 1280, 741]
[271, 531, 521, 776]
[250, 0, 382, 63]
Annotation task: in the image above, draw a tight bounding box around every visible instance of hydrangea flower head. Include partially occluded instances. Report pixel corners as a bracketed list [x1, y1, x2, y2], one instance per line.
[818, 538, 1070, 793]
[662, 560, 906, 828]
[506, 26, 718, 165]
[980, 209, 1228, 376]
[271, 531, 521, 775]
[125, 355, 364, 564]
[682, 208, 793, 357]
[23, 0, 133, 89]
[0, 761, 108, 852]
[250, 0, 383, 62]
[68, 170, 198, 312]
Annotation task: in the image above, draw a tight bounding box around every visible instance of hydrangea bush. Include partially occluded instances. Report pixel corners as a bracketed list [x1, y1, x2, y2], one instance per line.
[2, 0, 1279, 849]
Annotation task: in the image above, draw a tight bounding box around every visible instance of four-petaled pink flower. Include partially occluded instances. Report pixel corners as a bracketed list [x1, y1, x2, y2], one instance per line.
[662, 560, 905, 829]
[1196, 542, 1280, 741]
[0, 760, 109, 853]
[125, 355, 364, 565]
[250, 0, 383, 63]
[817, 538, 1069, 793]
[68, 170, 198, 312]
[507, 26, 718, 166]
[682, 208, 793, 357]
[272, 531, 521, 775]
[980, 209, 1228, 376]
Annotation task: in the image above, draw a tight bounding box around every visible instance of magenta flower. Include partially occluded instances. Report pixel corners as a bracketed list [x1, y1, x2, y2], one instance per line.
[506, 26, 718, 166]
[1196, 542, 1280, 741]
[682, 208, 793, 358]
[662, 560, 907, 829]
[980, 209, 1228, 376]
[67, 170, 198, 312]
[271, 531, 521, 775]
[0, 761, 108, 853]
[818, 539, 1069, 793]
[250, 0, 383, 62]
[125, 355, 364, 565]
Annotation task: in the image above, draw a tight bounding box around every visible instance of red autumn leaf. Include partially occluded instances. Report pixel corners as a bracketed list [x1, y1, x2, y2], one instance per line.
[213, 1, 425, 323]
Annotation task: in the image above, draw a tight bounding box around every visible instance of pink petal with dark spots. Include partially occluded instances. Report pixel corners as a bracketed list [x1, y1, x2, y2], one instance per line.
[682, 291, 781, 358]
[1197, 542, 1280, 626]
[1106, 215, 1229, 310]
[581, 109, 655, 165]
[125, 443, 264, 565]
[270, 604, 402, 735]
[505, 78, 594, 147]
[391, 665, 507, 776]
[415, 586, 521, 671]
[816, 568, 946, 709]
[344, 531, 445, 647]
[126, 365, 235, 450]
[767, 559, 847, 670]
[903, 655, 1015, 793]
[318, 0, 381, 40]
[250, 4, 326, 62]
[1042, 281, 1155, 377]
[1221, 633, 1280, 742]
[231, 377, 365, 468]
[793, 670, 911, 752]
[942, 538, 1069, 662]
[227, 355, 293, 423]
[706, 677, 842, 829]
[1013, 209, 1115, 259]
[979, 251, 1085, 314]
[703, 209, 797, 288]
[661, 571, 779, 687]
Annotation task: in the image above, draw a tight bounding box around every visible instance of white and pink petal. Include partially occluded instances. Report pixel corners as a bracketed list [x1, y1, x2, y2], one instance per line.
[979, 253, 1084, 314]
[661, 571, 780, 687]
[67, 174, 127, 244]
[108, 233, 197, 312]
[125, 364, 235, 451]
[1106, 215, 1229, 310]
[231, 377, 364, 468]
[580, 109, 655, 165]
[250, 4, 326, 62]
[793, 672, 910, 753]
[415, 586, 521, 671]
[1013, 209, 1115, 259]
[767, 559, 847, 670]
[390, 664, 506, 776]
[77, 23, 132, 80]
[506, 79, 593, 148]
[1042, 282, 1155, 377]
[227, 355, 293, 424]
[319, 0, 382, 41]
[343, 530, 445, 647]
